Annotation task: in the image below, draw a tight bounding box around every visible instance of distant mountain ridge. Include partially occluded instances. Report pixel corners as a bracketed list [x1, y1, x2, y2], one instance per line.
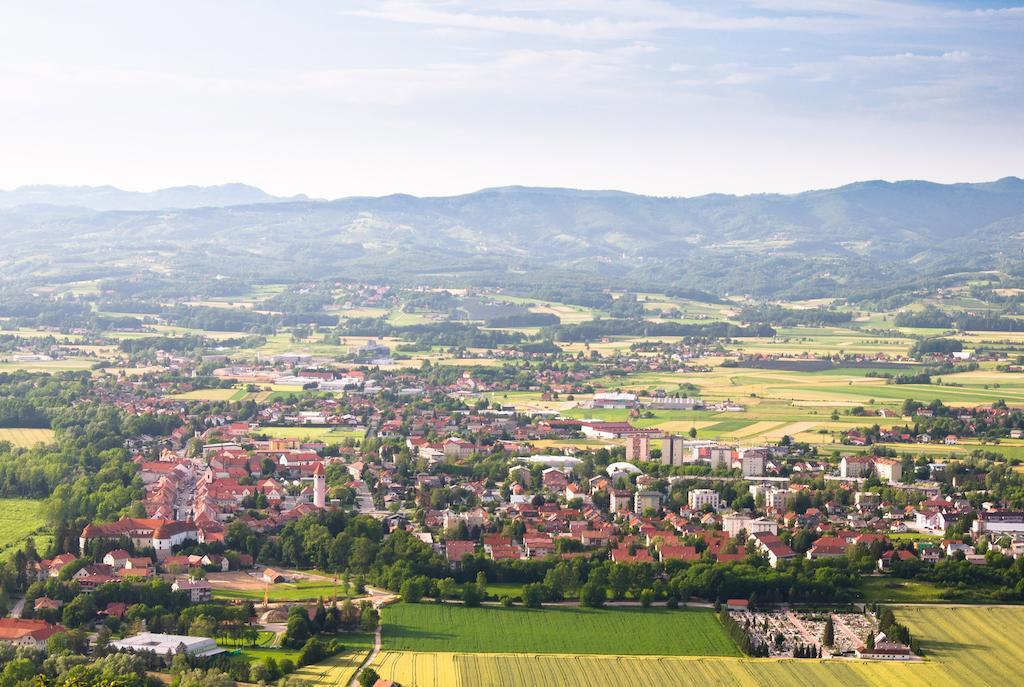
[0, 183, 310, 211]
[0, 177, 1022, 299]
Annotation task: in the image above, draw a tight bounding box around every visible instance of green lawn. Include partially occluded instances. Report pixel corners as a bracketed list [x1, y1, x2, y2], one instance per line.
[0, 499, 48, 556]
[213, 578, 350, 602]
[859, 576, 949, 603]
[221, 631, 372, 666]
[381, 603, 740, 656]
[484, 582, 523, 599]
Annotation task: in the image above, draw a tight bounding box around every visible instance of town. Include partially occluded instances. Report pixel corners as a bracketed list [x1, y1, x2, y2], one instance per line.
[3, 276, 1024, 687]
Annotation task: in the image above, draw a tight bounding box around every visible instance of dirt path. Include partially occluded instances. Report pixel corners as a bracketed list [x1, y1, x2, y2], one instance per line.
[348, 623, 382, 687]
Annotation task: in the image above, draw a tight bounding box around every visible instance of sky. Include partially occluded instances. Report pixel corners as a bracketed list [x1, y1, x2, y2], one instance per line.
[0, 1, 1021, 199]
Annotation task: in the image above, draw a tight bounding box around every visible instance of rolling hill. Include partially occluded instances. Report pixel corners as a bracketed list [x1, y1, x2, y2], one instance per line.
[1, 178, 1022, 299]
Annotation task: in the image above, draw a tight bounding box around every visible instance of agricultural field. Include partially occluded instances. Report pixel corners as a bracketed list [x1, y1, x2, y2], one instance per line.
[0, 428, 56, 448]
[0, 499, 48, 555]
[290, 636, 374, 686]
[371, 606, 1024, 687]
[254, 426, 366, 443]
[372, 652, 942, 687]
[167, 388, 241, 401]
[381, 604, 739, 657]
[0, 358, 97, 373]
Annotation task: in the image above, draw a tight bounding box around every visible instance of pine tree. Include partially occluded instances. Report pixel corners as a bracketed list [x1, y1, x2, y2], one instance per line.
[823, 616, 835, 647]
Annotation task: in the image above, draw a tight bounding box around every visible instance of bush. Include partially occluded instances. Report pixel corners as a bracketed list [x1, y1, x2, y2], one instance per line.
[579, 583, 606, 608]
[297, 637, 328, 666]
[522, 583, 546, 608]
[358, 667, 380, 687]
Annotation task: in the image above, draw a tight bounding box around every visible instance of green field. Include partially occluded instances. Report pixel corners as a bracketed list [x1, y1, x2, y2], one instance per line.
[0, 499, 48, 555]
[859, 576, 950, 603]
[212, 578, 350, 603]
[381, 604, 739, 657]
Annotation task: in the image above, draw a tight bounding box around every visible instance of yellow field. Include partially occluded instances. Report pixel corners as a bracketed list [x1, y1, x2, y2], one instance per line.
[729, 420, 787, 438]
[0, 428, 56, 447]
[168, 388, 239, 401]
[898, 605, 1024, 685]
[369, 606, 1024, 687]
[292, 649, 370, 686]
[371, 652, 943, 687]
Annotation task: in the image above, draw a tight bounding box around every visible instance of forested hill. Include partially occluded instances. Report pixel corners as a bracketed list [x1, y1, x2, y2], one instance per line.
[1, 177, 1022, 301]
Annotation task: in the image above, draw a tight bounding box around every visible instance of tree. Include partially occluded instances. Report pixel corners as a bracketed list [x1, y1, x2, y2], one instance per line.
[579, 582, 606, 608]
[189, 614, 218, 638]
[358, 667, 381, 687]
[823, 616, 835, 647]
[172, 668, 234, 687]
[283, 607, 311, 648]
[48, 628, 90, 655]
[297, 637, 328, 666]
[866, 631, 875, 650]
[639, 589, 655, 608]
[522, 583, 545, 608]
[462, 583, 482, 607]
[400, 577, 425, 603]
[61, 593, 96, 628]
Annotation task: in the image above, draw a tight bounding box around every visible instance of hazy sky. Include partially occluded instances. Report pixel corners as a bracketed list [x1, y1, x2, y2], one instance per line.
[1, 1, 1021, 198]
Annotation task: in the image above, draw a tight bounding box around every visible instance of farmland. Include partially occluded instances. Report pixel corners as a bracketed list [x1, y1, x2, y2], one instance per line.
[290, 636, 375, 686]
[372, 652, 943, 687]
[0, 428, 56, 448]
[370, 606, 1024, 687]
[254, 426, 366, 442]
[0, 499, 48, 555]
[381, 604, 739, 657]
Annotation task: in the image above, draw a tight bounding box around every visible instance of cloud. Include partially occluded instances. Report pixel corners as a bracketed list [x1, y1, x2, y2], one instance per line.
[342, 0, 860, 41]
[0, 43, 657, 108]
[343, 0, 1024, 42]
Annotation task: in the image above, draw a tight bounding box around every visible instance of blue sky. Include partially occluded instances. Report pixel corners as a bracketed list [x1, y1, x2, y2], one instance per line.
[0, 1, 1020, 198]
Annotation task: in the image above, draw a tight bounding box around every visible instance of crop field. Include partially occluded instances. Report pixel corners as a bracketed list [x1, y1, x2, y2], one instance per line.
[291, 640, 374, 686]
[371, 606, 1024, 686]
[0, 358, 96, 373]
[898, 606, 1024, 685]
[372, 651, 944, 687]
[254, 426, 366, 442]
[0, 428, 56, 447]
[381, 604, 739, 656]
[0, 499, 47, 555]
[168, 388, 240, 401]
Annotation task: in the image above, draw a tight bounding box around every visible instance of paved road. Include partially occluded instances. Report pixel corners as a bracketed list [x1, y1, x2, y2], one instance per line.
[9, 597, 24, 619]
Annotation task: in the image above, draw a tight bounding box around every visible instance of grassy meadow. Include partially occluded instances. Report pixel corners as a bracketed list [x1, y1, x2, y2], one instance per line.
[0, 499, 48, 555]
[381, 604, 739, 657]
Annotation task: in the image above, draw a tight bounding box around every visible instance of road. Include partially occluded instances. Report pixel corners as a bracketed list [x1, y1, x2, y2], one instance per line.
[9, 597, 25, 618]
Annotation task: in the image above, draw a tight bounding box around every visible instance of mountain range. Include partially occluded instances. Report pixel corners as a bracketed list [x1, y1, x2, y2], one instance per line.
[2, 177, 1022, 300]
[0, 183, 310, 211]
